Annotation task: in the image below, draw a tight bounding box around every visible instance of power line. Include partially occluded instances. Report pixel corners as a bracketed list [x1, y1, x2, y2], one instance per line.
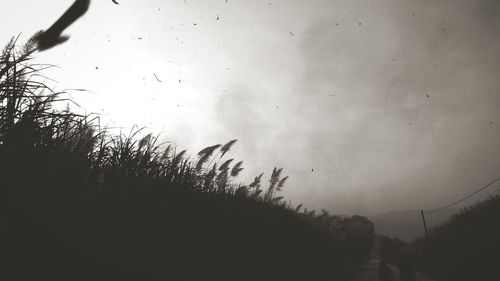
[425, 175, 500, 214]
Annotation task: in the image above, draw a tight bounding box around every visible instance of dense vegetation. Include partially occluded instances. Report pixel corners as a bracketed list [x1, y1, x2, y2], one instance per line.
[410, 195, 500, 281]
[0, 37, 374, 281]
[379, 235, 408, 264]
[379, 195, 500, 280]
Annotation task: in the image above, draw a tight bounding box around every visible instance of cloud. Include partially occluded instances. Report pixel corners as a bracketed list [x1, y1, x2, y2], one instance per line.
[215, 0, 500, 214]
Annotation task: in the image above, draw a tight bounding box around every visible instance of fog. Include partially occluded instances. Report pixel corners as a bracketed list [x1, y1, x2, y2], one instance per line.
[3, 0, 500, 215]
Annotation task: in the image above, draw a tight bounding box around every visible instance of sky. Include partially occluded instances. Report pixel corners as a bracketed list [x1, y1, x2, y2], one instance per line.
[3, 0, 500, 216]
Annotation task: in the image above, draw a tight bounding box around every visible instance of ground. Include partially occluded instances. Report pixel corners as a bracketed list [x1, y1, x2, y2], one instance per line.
[352, 237, 437, 281]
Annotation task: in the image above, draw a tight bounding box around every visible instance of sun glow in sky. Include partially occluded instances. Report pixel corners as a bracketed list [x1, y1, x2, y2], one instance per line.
[3, 0, 500, 214]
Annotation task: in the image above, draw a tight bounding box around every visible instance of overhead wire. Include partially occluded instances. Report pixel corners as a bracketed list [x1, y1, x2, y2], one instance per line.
[399, 175, 500, 240]
[424, 175, 500, 214]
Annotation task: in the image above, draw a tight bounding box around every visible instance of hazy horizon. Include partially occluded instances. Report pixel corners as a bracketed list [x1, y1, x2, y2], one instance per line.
[3, 0, 500, 216]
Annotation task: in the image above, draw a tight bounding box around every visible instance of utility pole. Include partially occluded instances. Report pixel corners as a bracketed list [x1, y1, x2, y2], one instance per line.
[420, 210, 429, 239]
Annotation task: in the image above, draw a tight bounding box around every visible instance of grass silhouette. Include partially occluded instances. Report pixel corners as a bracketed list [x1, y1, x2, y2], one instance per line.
[0, 36, 374, 281]
[410, 195, 500, 281]
[378, 195, 500, 281]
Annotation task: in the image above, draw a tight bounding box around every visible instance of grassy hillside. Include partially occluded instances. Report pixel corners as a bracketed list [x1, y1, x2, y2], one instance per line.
[0, 37, 374, 281]
[410, 195, 500, 281]
[377, 196, 500, 280]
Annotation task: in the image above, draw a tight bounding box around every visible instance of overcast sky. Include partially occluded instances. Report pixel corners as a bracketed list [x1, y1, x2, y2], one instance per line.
[3, 0, 500, 215]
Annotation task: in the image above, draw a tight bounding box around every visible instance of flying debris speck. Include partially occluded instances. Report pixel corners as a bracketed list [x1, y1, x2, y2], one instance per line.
[112, 0, 119, 5]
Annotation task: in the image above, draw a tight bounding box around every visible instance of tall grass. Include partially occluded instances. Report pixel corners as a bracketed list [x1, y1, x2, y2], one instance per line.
[409, 195, 500, 281]
[0, 37, 374, 281]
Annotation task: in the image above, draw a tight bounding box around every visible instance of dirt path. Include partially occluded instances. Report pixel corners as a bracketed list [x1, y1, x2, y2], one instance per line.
[352, 256, 437, 281]
[352, 237, 437, 281]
